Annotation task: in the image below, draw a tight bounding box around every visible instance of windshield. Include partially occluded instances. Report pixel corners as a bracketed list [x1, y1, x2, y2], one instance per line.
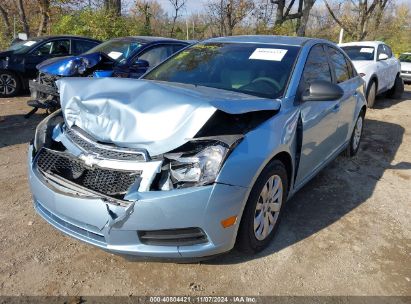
[7, 39, 42, 53]
[399, 53, 411, 63]
[144, 42, 300, 99]
[85, 39, 143, 62]
[341, 46, 375, 61]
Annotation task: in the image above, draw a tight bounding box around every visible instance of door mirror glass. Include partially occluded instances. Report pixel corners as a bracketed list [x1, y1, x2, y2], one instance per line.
[378, 53, 388, 61]
[302, 80, 344, 101]
[132, 59, 149, 69]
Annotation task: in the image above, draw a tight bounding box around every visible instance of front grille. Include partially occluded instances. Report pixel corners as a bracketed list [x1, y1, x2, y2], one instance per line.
[36, 148, 141, 199]
[401, 70, 410, 74]
[64, 126, 147, 162]
[138, 227, 208, 246]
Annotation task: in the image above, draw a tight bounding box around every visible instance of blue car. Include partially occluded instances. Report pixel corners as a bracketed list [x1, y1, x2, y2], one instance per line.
[27, 36, 190, 114]
[28, 36, 367, 259]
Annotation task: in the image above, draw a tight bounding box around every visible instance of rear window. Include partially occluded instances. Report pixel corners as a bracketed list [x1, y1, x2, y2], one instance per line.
[341, 46, 375, 61]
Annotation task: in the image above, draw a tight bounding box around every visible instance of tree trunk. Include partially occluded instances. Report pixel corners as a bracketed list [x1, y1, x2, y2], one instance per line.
[17, 0, 30, 37]
[274, 0, 285, 26]
[296, 0, 315, 37]
[0, 4, 12, 38]
[37, 0, 50, 37]
[104, 0, 121, 16]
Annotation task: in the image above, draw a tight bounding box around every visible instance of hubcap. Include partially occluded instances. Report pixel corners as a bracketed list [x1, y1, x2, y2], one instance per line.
[0, 74, 17, 95]
[254, 175, 283, 241]
[353, 116, 363, 150]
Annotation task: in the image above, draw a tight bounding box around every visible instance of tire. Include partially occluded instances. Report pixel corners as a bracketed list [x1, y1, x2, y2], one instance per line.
[366, 80, 376, 108]
[386, 75, 404, 99]
[0, 71, 21, 97]
[236, 160, 288, 254]
[344, 112, 364, 157]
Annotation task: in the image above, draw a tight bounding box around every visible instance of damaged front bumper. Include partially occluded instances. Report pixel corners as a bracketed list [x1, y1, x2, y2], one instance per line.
[27, 73, 61, 113]
[28, 144, 248, 258]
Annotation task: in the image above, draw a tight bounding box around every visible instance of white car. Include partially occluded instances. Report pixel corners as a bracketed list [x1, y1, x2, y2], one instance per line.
[340, 41, 404, 107]
[399, 53, 411, 84]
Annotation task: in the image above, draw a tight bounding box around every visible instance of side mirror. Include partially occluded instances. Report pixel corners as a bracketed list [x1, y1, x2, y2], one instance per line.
[378, 53, 389, 61]
[132, 59, 149, 69]
[301, 80, 344, 101]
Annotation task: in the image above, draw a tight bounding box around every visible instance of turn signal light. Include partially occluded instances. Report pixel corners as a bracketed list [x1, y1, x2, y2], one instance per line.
[221, 216, 237, 228]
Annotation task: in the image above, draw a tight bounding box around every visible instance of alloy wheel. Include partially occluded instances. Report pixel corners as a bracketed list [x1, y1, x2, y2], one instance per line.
[0, 73, 17, 96]
[253, 175, 283, 241]
[353, 116, 363, 151]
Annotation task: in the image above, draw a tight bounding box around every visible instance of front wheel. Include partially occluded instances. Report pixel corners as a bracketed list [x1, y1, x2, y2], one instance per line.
[0, 71, 21, 97]
[366, 80, 376, 108]
[344, 113, 364, 157]
[236, 160, 288, 254]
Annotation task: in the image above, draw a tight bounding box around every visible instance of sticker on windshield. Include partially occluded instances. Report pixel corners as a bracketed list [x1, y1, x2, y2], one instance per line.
[23, 41, 36, 46]
[360, 47, 374, 53]
[107, 51, 122, 59]
[249, 48, 288, 61]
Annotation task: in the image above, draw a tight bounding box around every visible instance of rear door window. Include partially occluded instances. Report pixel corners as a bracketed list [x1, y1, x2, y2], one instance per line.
[73, 40, 99, 55]
[138, 45, 176, 68]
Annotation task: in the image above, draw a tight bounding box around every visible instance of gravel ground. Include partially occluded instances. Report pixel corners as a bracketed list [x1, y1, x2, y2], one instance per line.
[0, 87, 410, 296]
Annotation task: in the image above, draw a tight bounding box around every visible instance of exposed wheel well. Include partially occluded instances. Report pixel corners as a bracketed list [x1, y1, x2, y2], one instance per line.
[368, 76, 378, 93]
[272, 151, 293, 192]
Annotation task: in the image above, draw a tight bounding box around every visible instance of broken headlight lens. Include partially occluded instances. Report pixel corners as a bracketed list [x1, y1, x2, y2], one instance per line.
[169, 145, 228, 186]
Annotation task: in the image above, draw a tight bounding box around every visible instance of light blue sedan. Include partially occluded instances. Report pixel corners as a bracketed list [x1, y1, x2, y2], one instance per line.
[28, 36, 367, 259]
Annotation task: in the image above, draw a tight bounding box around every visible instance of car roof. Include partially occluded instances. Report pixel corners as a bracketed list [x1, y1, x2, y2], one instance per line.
[204, 35, 320, 46]
[339, 41, 384, 47]
[108, 36, 189, 44]
[35, 35, 101, 42]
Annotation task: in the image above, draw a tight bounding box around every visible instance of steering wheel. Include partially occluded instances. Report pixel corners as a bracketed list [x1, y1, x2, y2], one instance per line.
[251, 77, 282, 92]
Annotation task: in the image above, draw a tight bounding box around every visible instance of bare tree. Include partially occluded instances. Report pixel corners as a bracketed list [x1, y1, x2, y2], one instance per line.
[324, 0, 388, 40]
[207, 0, 254, 36]
[16, 0, 30, 37]
[0, 4, 12, 38]
[168, 0, 186, 37]
[271, 0, 302, 26]
[37, 0, 50, 36]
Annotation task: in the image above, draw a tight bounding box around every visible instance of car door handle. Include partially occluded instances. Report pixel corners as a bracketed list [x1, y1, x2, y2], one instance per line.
[332, 104, 340, 112]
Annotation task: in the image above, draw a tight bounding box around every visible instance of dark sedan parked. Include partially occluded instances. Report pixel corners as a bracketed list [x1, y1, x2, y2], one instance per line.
[27, 36, 190, 113]
[0, 35, 101, 97]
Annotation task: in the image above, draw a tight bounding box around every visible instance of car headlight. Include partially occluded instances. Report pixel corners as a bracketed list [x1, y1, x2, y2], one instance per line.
[33, 110, 63, 152]
[156, 137, 243, 190]
[169, 145, 228, 185]
[76, 58, 89, 74]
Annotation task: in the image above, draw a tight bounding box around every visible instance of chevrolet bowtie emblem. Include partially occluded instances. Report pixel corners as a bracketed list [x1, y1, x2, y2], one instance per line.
[79, 153, 100, 167]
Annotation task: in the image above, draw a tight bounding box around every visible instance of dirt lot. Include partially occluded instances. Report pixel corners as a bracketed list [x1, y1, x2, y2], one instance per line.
[0, 87, 410, 297]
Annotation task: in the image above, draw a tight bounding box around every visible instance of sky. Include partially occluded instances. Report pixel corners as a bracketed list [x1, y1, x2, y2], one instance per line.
[124, 0, 411, 16]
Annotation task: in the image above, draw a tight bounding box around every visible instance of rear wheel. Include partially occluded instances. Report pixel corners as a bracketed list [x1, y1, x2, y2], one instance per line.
[236, 160, 288, 254]
[344, 112, 364, 157]
[386, 75, 404, 99]
[366, 80, 376, 108]
[0, 71, 21, 97]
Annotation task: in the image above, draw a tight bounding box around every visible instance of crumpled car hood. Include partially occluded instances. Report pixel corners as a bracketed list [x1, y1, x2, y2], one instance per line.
[57, 78, 281, 156]
[37, 52, 114, 76]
